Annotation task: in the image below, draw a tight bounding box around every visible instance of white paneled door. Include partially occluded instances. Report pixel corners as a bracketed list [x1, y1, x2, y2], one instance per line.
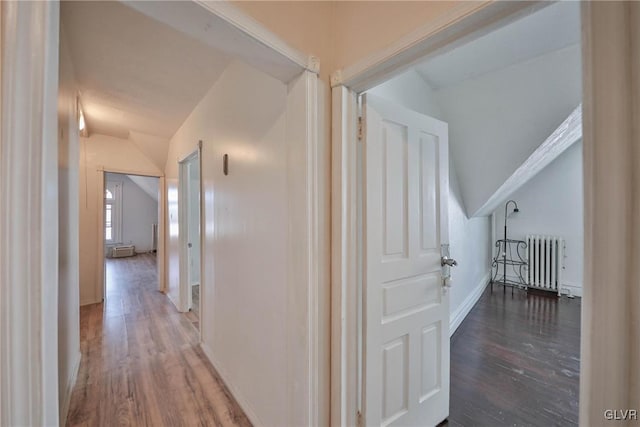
[363, 94, 451, 426]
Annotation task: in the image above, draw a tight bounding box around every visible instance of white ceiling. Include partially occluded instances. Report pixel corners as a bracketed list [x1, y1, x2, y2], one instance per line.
[61, 1, 232, 141]
[415, 1, 581, 90]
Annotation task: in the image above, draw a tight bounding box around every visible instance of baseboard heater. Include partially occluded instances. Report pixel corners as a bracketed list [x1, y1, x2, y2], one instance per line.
[111, 245, 136, 258]
[526, 235, 565, 295]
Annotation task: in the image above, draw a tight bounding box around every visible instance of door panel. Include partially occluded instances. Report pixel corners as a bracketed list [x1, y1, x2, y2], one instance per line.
[382, 335, 409, 422]
[363, 94, 450, 427]
[381, 121, 408, 260]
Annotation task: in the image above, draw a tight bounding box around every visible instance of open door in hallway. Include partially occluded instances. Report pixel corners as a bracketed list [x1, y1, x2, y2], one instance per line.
[179, 149, 202, 329]
[362, 94, 451, 426]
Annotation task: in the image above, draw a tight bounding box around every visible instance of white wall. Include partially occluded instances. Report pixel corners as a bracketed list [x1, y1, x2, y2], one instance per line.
[105, 173, 158, 252]
[368, 69, 492, 333]
[492, 141, 583, 296]
[435, 44, 582, 216]
[79, 134, 162, 305]
[165, 60, 300, 426]
[58, 27, 81, 424]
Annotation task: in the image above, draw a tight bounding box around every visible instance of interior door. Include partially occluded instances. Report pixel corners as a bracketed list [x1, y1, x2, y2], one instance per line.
[188, 158, 201, 287]
[363, 94, 451, 426]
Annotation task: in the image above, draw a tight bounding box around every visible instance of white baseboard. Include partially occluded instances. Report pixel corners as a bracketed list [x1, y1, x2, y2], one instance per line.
[200, 342, 262, 427]
[80, 297, 101, 306]
[166, 292, 181, 311]
[560, 282, 582, 297]
[500, 276, 583, 298]
[59, 351, 81, 425]
[449, 272, 491, 336]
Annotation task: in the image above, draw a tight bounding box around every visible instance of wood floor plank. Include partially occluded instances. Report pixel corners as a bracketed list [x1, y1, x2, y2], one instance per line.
[444, 287, 580, 427]
[66, 254, 251, 427]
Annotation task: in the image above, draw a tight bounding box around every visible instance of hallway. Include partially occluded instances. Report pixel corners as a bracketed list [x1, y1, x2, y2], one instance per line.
[66, 254, 251, 426]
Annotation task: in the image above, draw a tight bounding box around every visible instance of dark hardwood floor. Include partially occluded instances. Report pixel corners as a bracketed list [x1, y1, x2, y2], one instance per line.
[66, 253, 251, 427]
[446, 286, 581, 427]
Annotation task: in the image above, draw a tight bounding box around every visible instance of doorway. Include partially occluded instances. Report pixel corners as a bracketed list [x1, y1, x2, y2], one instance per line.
[358, 94, 451, 426]
[179, 148, 202, 330]
[333, 2, 583, 426]
[102, 172, 161, 307]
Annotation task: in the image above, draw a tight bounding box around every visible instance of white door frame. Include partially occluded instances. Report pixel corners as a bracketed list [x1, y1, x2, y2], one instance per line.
[0, 1, 61, 425]
[330, 1, 563, 424]
[177, 144, 202, 317]
[97, 168, 166, 301]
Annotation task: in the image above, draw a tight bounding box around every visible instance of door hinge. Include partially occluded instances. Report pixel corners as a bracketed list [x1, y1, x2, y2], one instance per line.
[357, 410, 363, 427]
[357, 116, 364, 141]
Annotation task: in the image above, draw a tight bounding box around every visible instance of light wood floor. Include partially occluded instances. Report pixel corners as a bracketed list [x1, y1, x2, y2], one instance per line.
[66, 253, 251, 427]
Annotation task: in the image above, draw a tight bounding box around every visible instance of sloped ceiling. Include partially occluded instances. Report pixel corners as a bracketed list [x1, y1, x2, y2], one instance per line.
[129, 131, 169, 172]
[127, 175, 160, 202]
[61, 1, 232, 142]
[414, 1, 581, 90]
[409, 1, 582, 217]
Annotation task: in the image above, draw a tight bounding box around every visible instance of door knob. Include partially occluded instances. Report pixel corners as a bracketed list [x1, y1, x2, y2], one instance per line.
[441, 256, 458, 267]
[188, 243, 192, 248]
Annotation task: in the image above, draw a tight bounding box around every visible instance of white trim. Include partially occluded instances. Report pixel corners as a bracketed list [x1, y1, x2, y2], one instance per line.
[195, 0, 316, 74]
[178, 148, 200, 314]
[96, 171, 105, 301]
[59, 351, 81, 426]
[197, 143, 204, 344]
[158, 176, 167, 293]
[330, 85, 359, 427]
[97, 166, 165, 178]
[449, 273, 491, 336]
[285, 70, 323, 427]
[96, 168, 164, 302]
[0, 1, 61, 425]
[331, 1, 548, 92]
[200, 343, 262, 426]
[473, 105, 582, 217]
[80, 297, 100, 307]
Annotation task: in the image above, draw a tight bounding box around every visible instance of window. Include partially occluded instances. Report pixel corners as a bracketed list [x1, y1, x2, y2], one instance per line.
[105, 182, 122, 243]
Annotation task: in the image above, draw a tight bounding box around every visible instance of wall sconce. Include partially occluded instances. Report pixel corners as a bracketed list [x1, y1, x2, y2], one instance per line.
[77, 96, 88, 137]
